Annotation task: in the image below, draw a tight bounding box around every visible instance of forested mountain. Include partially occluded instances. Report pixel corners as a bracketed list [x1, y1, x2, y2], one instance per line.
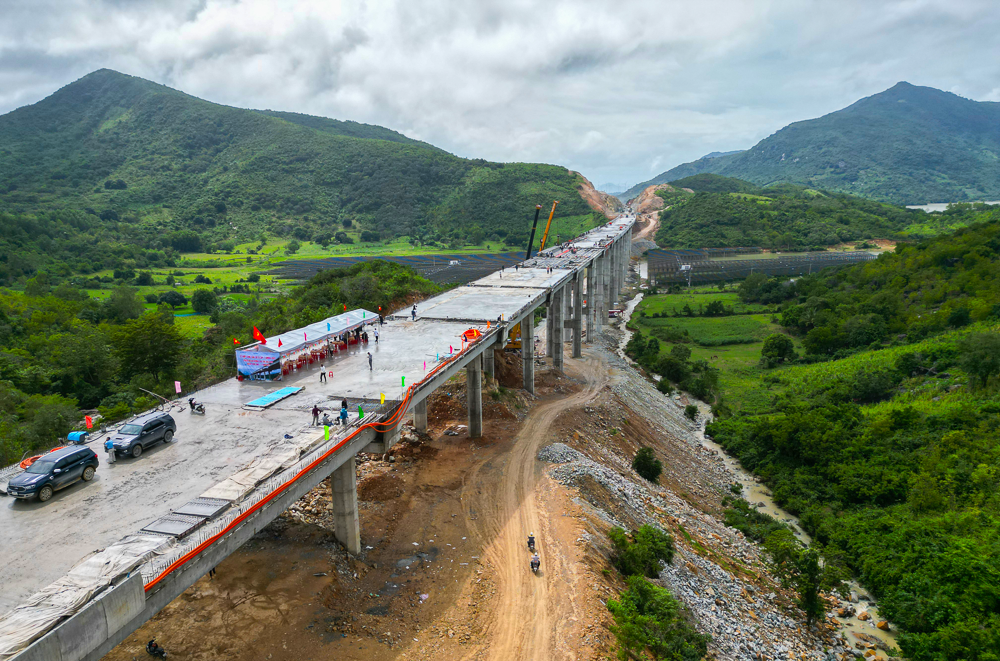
[625, 82, 1000, 204]
[0, 69, 593, 284]
[651, 174, 939, 249]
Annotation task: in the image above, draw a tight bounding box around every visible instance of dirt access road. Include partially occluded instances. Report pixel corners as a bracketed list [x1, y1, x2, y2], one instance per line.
[462, 354, 608, 660]
[103, 351, 615, 661]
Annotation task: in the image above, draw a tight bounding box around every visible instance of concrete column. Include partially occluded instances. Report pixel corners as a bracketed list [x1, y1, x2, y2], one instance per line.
[483, 346, 495, 380]
[467, 357, 482, 438]
[545, 303, 554, 360]
[522, 313, 535, 394]
[572, 273, 583, 358]
[602, 252, 611, 321]
[553, 286, 564, 371]
[332, 456, 361, 555]
[586, 264, 596, 344]
[594, 256, 604, 335]
[608, 242, 621, 308]
[414, 398, 427, 432]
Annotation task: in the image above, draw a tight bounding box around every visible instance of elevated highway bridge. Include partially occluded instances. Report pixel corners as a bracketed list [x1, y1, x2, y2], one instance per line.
[0, 216, 634, 661]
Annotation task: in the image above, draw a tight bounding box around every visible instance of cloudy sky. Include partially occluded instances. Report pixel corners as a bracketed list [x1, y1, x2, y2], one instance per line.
[2, 0, 999, 189]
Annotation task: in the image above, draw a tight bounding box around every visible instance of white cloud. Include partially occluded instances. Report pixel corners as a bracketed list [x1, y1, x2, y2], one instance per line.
[1, 0, 999, 187]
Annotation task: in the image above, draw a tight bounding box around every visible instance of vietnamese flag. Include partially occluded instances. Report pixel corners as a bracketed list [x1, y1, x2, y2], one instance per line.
[253, 326, 266, 344]
[233, 338, 241, 345]
[85, 415, 93, 429]
[278, 339, 283, 348]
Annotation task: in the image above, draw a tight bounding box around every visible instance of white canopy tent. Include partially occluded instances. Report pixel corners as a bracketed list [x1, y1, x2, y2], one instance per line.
[235, 308, 378, 380]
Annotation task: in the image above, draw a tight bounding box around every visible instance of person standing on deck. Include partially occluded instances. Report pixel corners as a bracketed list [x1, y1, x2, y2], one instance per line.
[319, 363, 326, 383]
[311, 405, 320, 425]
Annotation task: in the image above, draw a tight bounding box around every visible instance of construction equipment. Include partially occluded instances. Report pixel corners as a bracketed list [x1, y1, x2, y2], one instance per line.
[505, 321, 523, 351]
[538, 201, 560, 252]
[525, 205, 543, 260]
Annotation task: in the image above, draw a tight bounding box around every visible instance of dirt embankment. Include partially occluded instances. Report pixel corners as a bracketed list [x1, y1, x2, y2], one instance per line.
[573, 171, 624, 219]
[629, 182, 690, 241]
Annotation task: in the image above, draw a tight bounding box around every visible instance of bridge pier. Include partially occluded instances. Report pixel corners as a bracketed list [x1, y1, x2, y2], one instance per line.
[522, 313, 535, 394]
[332, 456, 361, 555]
[545, 305, 554, 360]
[467, 356, 482, 438]
[586, 263, 596, 343]
[552, 286, 565, 371]
[572, 273, 583, 358]
[414, 398, 427, 432]
[483, 346, 495, 380]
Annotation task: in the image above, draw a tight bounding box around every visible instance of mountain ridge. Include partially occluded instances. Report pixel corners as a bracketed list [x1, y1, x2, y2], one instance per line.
[0, 69, 598, 283]
[624, 82, 1000, 204]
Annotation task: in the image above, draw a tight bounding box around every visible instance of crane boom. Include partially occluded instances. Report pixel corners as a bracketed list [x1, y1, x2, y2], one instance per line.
[538, 201, 560, 252]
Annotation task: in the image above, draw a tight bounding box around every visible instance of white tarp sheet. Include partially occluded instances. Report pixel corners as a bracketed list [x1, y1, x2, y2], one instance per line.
[0, 534, 176, 660]
[200, 432, 327, 503]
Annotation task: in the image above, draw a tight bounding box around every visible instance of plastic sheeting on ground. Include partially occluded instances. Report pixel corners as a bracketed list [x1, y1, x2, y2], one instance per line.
[0, 534, 176, 660]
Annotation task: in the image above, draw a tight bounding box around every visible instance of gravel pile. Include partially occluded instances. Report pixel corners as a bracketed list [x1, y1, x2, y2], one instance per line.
[537, 442, 584, 464]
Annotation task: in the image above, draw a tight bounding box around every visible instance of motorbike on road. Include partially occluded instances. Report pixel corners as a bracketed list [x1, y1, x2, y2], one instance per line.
[188, 398, 205, 415]
[530, 553, 540, 574]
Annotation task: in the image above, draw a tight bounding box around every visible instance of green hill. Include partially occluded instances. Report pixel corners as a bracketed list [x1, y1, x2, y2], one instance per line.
[626, 82, 1000, 204]
[0, 69, 594, 285]
[653, 177, 926, 249]
[702, 217, 1000, 660]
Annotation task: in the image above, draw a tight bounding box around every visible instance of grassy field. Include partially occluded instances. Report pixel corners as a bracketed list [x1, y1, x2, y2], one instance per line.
[638, 288, 773, 315]
[630, 293, 793, 414]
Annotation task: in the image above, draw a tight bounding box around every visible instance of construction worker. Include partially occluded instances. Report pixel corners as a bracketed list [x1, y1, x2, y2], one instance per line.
[104, 436, 116, 464]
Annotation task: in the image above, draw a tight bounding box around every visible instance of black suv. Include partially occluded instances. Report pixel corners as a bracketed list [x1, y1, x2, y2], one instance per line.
[110, 412, 177, 458]
[7, 446, 100, 502]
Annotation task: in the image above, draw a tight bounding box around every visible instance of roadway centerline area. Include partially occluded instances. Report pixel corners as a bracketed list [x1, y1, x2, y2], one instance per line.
[0, 215, 634, 661]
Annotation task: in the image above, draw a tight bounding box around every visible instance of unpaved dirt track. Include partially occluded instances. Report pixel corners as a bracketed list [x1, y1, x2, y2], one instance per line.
[462, 352, 609, 660]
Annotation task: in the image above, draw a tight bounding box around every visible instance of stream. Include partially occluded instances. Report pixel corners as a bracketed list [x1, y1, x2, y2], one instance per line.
[618, 259, 899, 657]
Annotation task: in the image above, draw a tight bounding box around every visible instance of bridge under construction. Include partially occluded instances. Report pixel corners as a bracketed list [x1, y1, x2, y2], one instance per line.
[0, 215, 634, 661]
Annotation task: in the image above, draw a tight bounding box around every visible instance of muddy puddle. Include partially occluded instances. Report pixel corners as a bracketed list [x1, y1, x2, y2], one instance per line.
[620, 261, 900, 657]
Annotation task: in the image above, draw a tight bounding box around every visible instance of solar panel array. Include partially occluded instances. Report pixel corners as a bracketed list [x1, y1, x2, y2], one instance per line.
[265, 252, 528, 285]
[648, 249, 877, 284]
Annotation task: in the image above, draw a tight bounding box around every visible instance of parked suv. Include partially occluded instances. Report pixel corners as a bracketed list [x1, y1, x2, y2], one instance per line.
[110, 412, 177, 458]
[7, 446, 100, 502]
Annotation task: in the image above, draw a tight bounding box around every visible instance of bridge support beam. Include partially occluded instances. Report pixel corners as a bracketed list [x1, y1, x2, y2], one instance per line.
[332, 456, 361, 555]
[552, 286, 565, 371]
[545, 304, 554, 360]
[467, 357, 482, 438]
[572, 273, 583, 358]
[414, 398, 427, 432]
[523, 313, 535, 394]
[586, 264, 596, 343]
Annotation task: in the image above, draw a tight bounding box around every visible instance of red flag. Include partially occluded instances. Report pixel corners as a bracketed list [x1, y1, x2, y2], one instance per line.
[278, 339, 283, 348]
[233, 338, 240, 345]
[343, 304, 347, 311]
[85, 415, 93, 429]
[253, 326, 266, 344]
[304, 332, 307, 341]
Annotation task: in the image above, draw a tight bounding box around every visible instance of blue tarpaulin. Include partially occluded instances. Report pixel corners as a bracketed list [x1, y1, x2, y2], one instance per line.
[244, 386, 304, 409]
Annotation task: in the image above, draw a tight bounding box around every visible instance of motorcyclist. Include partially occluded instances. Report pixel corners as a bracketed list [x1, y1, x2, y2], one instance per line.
[188, 397, 204, 413]
[146, 638, 166, 658]
[530, 553, 540, 572]
[527, 532, 535, 551]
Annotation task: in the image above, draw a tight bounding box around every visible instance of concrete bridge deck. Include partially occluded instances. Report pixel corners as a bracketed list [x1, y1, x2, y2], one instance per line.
[0, 215, 634, 661]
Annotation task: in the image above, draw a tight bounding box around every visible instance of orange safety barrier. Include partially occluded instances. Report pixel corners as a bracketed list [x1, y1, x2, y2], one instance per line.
[20, 446, 66, 470]
[144, 330, 488, 593]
